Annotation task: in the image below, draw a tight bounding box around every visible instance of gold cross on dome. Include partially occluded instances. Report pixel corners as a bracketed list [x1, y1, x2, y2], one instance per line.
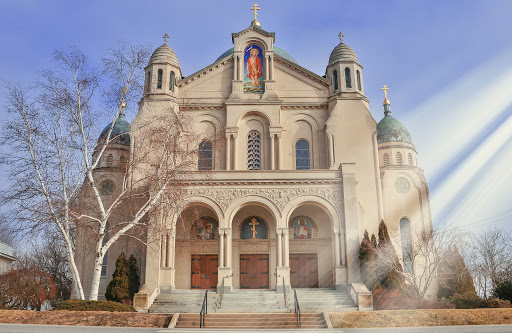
[163, 33, 169, 44]
[249, 218, 259, 239]
[251, 3, 261, 21]
[382, 85, 389, 99]
[338, 32, 344, 43]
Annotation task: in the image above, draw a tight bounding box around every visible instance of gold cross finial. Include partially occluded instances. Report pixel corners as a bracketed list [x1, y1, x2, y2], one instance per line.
[382, 85, 391, 105]
[163, 33, 169, 44]
[251, 3, 261, 26]
[338, 32, 344, 43]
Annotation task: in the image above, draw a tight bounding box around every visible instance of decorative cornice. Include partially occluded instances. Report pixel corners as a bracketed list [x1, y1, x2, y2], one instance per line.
[180, 104, 224, 111]
[232, 25, 276, 43]
[281, 104, 327, 110]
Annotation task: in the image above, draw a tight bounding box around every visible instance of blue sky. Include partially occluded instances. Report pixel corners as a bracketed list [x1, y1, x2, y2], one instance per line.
[1, 0, 512, 232]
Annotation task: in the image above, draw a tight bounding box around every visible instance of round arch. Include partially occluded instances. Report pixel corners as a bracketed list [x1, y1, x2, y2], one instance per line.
[281, 195, 341, 230]
[225, 195, 282, 228]
[182, 195, 224, 221]
[236, 110, 272, 128]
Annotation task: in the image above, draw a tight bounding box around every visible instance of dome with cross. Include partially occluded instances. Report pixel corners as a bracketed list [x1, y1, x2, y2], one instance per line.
[149, 33, 179, 66]
[328, 32, 359, 65]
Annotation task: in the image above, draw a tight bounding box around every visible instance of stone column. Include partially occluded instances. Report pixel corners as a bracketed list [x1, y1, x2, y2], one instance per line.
[334, 228, 341, 266]
[217, 227, 233, 293]
[340, 231, 347, 266]
[265, 55, 270, 80]
[276, 134, 282, 170]
[275, 227, 290, 293]
[219, 230, 225, 268]
[233, 55, 238, 80]
[270, 134, 275, 170]
[276, 229, 282, 267]
[269, 55, 274, 80]
[225, 133, 231, 170]
[327, 133, 334, 168]
[232, 133, 238, 170]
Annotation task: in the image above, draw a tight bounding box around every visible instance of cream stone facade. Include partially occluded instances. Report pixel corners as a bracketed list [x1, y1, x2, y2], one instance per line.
[76, 18, 434, 308]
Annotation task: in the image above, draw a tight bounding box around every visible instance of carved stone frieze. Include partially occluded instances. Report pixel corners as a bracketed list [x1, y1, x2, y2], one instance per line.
[289, 241, 318, 253]
[186, 187, 343, 213]
[239, 241, 269, 253]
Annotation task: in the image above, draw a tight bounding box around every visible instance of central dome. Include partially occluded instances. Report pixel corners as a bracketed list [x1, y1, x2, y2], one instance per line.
[215, 46, 298, 64]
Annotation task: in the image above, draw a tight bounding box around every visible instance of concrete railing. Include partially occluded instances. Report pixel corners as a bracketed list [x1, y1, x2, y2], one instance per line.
[349, 283, 373, 311]
[133, 284, 159, 311]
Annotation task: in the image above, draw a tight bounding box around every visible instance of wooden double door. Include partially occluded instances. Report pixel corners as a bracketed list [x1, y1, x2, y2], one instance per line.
[240, 254, 269, 289]
[290, 253, 319, 288]
[191, 255, 218, 289]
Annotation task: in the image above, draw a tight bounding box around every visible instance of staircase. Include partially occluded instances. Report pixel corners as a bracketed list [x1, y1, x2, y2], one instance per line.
[294, 288, 358, 312]
[215, 289, 289, 313]
[150, 290, 218, 314]
[175, 313, 327, 329]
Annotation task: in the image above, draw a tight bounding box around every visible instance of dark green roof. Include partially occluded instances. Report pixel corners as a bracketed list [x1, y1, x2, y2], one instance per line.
[99, 114, 131, 146]
[215, 46, 298, 64]
[377, 111, 412, 144]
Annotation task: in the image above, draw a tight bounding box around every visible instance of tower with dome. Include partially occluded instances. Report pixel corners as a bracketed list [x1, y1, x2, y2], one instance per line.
[75, 5, 434, 311]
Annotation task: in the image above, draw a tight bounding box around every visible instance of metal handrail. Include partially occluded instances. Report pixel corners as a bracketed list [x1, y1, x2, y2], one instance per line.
[199, 290, 208, 328]
[294, 289, 301, 328]
[283, 277, 289, 309]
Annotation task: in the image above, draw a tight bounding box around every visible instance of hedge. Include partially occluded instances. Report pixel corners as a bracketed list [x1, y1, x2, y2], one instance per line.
[54, 300, 136, 312]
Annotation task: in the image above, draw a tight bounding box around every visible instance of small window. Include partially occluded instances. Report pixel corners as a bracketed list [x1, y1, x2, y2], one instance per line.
[101, 180, 115, 196]
[198, 140, 213, 171]
[396, 152, 402, 165]
[120, 156, 127, 166]
[333, 70, 338, 91]
[408, 153, 413, 166]
[169, 71, 175, 91]
[383, 153, 390, 166]
[247, 130, 261, 170]
[157, 69, 163, 89]
[356, 70, 361, 91]
[400, 218, 413, 273]
[106, 154, 113, 167]
[345, 68, 352, 88]
[295, 139, 310, 170]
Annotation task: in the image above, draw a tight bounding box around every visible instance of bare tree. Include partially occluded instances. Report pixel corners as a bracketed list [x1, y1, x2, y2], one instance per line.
[374, 227, 461, 300]
[462, 227, 512, 298]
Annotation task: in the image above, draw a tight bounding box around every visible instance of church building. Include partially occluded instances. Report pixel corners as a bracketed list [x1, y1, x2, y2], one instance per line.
[75, 5, 434, 311]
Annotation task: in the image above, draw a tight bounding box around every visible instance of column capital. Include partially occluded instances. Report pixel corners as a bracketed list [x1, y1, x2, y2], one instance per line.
[219, 227, 231, 234]
[277, 227, 288, 234]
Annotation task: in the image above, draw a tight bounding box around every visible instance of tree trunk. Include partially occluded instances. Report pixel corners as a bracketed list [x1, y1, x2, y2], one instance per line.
[88, 253, 104, 301]
[66, 243, 85, 300]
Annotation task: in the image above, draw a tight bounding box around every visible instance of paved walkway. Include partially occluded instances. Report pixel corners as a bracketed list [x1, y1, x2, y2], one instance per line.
[0, 324, 511, 333]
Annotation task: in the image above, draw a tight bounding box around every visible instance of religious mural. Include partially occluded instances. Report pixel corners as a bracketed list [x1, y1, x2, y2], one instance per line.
[289, 216, 318, 239]
[244, 45, 264, 93]
[190, 216, 218, 240]
[240, 216, 268, 239]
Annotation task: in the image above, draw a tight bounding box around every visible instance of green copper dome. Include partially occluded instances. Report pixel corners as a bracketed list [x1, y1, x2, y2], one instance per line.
[377, 103, 412, 144]
[99, 111, 131, 146]
[215, 46, 298, 64]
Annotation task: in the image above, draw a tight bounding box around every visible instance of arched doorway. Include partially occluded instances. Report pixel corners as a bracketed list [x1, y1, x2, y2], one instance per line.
[287, 204, 333, 288]
[175, 204, 219, 289]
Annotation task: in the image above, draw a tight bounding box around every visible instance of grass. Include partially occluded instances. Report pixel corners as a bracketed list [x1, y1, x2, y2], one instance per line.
[330, 309, 512, 328]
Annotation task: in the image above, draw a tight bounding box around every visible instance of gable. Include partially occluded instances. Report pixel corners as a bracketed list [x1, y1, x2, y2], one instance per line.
[274, 59, 329, 98]
[178, 58, 234, 100]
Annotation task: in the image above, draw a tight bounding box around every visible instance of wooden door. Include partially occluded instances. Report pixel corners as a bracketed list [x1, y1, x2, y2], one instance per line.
[240, 254, 269, 289]
[191, 255, 218, 289]
[290, 253, 318, 288]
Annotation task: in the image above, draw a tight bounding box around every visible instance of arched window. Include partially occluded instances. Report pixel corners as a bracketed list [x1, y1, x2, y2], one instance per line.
[120, 156, 126, 166]
[356, 70, 361, 91]
[157, 69, 163, 89]
[247, 130, 261, 170]
[295, 139, 310, 170]
[169, 71, 175, 91]
[396, 152, 402, 165]
[106, 154, 113, 167]
[383, 153, 390, 166]
[408, 153, 413, 166]
[333, 70, 338, 91]
[146, 71, 151, 92]
[400, 218, 413, 272]
[198, 140, 213, 171]
[345, 67, 352, 88]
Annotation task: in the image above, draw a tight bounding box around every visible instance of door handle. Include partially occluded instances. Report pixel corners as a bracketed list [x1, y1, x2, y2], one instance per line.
[202, 274, 206, 279]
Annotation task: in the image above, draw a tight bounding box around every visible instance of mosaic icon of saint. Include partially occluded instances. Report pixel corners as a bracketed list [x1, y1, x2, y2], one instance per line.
[246, 48, 262, 90]
[295, 218, 310, 239]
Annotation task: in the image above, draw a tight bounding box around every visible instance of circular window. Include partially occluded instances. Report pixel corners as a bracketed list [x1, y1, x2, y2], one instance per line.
[395, 177, 410, 194]
[101, 180, 115, 196]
